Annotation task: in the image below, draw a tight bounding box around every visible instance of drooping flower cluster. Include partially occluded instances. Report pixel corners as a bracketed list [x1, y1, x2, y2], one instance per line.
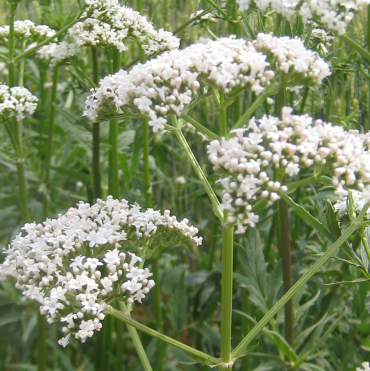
[0, 84, 38, 122]
[0, 196, 202, 346]
[84, 35, 330, 132]
[38, 0, 179, 66]
[334, 190, 370, 220]
[207, 107, 370, 233]
[0, 20, 56, 44]
[237, 0, 370, 35]
[357, 362, 370, 371]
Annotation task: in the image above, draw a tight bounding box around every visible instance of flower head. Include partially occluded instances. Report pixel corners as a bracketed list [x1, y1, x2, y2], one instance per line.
[208, 107, 370, 233]
[0, 196, 202, 346]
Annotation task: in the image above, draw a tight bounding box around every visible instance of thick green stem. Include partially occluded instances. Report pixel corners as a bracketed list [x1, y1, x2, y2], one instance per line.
[278, 196, 294, 348]
[340, 40, 346, 117]
[43, 67, 59, 218]
[171, 116, 223, 220]
[91, 47, 102, 200]
[219, 220, 234, 370]
[108, 49, 121, 198]
[276, 87, 294, 348]
[107, 306, 220, 366]
[232, 221, 360, 360]
[8, 3, 31, 223]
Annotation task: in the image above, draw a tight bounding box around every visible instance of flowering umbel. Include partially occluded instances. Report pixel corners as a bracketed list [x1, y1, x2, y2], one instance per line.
[0, 197, 202, 346]
[208, 107, 370, 233]
[0, 84, 38, 122]
[84, 34, 330, 131]
[237, 0, 370, 35]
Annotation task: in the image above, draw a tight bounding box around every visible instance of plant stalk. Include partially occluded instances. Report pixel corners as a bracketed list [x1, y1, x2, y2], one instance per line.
[107, 306, 220, 366]
[43, 67, 59, 218]
[171, 116, 223, 220]
[108, 49, 121, 199]
[91, 46, 102, 200]
[219, 219, 234, 370]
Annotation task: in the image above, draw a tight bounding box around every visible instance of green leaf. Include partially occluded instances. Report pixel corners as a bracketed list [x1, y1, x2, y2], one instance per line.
[263, 329, 298, 362]
[266, 260, 283, 307]
[323, 199, 341, 240]
[281, 194, 334, 242]
[234, 229, 268, 313]
[168, 271, 188, 332]
[47, 340, 75, 371]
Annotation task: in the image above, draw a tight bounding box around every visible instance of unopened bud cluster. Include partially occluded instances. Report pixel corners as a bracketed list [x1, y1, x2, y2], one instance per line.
[208, 107, 370, 233]
[0, 196, 202, 347]
[84, 35, 330, 132]
[0, 84, 38, 122]
[38, 0, 179, 66]
[237, 0, 370, 35]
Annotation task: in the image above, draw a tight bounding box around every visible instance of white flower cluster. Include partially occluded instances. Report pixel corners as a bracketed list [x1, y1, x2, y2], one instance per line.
[237, 0, 370, 35]
[84, 35, 330, 132]
[0, 84, 38, 122]
[207, 107, 370, 233]
[38, 0, 179, 66]
[334, 190, 370, 219]
[0, 196, 202, 347]
[252, 33, 331, 85]
[0, 20, 55, 44]
[357, 362, 370, 371]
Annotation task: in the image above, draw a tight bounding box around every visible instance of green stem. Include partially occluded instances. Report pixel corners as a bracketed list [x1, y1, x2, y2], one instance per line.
[171, 116, 223, 220]
[119, 302, 153, 371]
[108, 49, 120, 199]
[219, 93, 228, 137]
[340, 34, 370, 64]
[219, 219, 234, 370]
[232, 87, 279, 130]
[43, 67, 59, 218]
[37, 313, 47, 371]
[107, 306, 220, 366]
[91, 46, 102, 200]
[340, 40, 346, 118]
[276, 87, 294, 348]
[181, 114, 220, 140]
[231, 221, 359, 360]
[299, 87, 309, 114]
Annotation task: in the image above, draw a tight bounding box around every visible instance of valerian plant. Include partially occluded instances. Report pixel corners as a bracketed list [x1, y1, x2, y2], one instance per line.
[3, 0, 370, 370]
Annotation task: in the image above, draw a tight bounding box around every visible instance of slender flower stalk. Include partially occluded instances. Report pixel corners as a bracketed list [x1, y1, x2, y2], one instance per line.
[107, 306, 220, 366]
[171, 116, 223, 220]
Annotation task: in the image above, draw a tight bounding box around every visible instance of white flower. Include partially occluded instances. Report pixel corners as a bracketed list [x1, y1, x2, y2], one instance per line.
[0, 85, 38, 122]
[357, 362, 370, 371]
[85, 34, 329, 130]
[237, 0, 370, 35]
[38, 2, 179, 66]
[0, 196, 202, 346]
[209, 109, 370, 232]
